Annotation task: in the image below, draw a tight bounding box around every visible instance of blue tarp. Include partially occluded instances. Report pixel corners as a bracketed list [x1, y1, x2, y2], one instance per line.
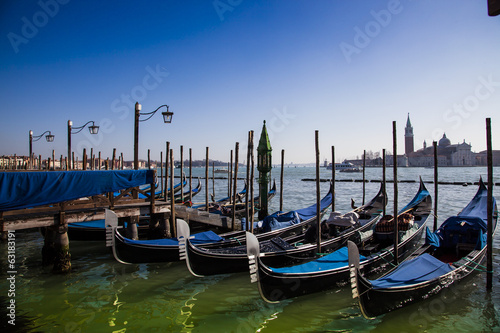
[260, 211, 301, 232]
[0, 170, 155, 211]
[69, 220, 106, 228]
[294, 190, 333, 221]
[370, 253, 453, 289]
[425, 181, 494, 250]
[122, 230, 223, 246]
[270, 246, 367, 274]
[399, 184, 429, 213]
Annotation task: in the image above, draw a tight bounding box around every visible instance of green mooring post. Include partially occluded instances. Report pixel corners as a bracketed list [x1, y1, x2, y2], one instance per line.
[257, 121, 272, 221]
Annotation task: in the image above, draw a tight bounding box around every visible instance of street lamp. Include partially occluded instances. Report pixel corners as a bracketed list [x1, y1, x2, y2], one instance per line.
[134, 102, 173, 170]
[29, 130, 54, 168]
[67, 120, 99, 170]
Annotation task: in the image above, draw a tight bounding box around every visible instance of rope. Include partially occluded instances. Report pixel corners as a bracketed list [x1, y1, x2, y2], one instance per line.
[374, 251, 397, 268]
[459, 257, 493, 273]
[229, 237, 242, 246]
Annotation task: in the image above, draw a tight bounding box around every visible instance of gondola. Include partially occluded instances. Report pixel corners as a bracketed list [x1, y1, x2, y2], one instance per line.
[210, 180, 277, 217]
[111, 183, 336, 264]
[190, 182, 248, 209]
[174, 178, 202, 203]
[180, 182, 387, 276]
[246, 179, 431, 302]
[349, 178, 497, 318]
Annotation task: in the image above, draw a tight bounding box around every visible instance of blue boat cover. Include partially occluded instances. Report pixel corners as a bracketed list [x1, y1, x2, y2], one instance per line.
[260, 211, 301, 232]
[269, 246, 367, 274]
[294, 190, 333, 221]
[425, 182, 494, 250]
[122, 230, 223, 246]
[370, 253, 453, 289]
[0, 170, 154, 211]
[399, 184, 429, 213]
[69, 220, 106, 228]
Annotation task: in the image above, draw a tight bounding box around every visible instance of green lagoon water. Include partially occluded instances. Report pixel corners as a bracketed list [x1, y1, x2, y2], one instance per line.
[1, 167, 500, 332]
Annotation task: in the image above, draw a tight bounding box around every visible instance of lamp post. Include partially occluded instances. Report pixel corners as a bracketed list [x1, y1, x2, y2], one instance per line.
[67, 120, 99, 170]
[29, 130, 54, 169]
[134, 102, 173, 170]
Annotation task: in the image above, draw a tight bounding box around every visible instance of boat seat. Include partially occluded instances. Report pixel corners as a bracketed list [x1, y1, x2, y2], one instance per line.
[270, 237, 295, 251]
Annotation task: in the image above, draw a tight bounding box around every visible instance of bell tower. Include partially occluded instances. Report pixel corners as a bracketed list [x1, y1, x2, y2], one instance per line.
[405, 113, 414, 155]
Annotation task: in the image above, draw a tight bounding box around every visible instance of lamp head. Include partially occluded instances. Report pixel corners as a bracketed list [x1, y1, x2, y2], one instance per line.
[162, 106, 174, 124]
[88, 123, 99, 135]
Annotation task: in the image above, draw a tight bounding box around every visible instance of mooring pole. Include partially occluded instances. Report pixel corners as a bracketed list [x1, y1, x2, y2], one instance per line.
[361, 150, 366, 205]
[160, 151, 163, 196]
[250, 131, 255, 233]
[205, 147, 209, 212]
[331, 146, 335, 212]
[315, 130, 321, 255]
[189, 148, 193, 202]
[232, 142, 239, 230]
[229, 150, 233, 198]
[392, 121, 399, 265]
[382, 148, 386, 217]
[280, 149, 285, 212]
[112, 148, 116, 170]
[486, 118, 493, 290]
[433, 141, 438, 232]
[180, 145, 184, 203]
[164, 142, 170, 200]
[170, 149, 176, 237]
[245, 131, 252, 229]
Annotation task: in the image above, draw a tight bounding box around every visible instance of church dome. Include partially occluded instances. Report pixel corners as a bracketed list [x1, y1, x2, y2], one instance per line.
[439, 133, 451, 147]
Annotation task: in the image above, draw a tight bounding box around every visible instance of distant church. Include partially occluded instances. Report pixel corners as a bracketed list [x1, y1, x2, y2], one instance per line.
[403, 114, 491, 167]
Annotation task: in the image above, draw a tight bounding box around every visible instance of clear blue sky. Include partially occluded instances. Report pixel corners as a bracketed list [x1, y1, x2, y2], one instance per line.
[1, 1, 499, 164]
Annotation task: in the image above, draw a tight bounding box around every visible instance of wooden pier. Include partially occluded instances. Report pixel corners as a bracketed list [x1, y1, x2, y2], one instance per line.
[0, 169, 241, 273]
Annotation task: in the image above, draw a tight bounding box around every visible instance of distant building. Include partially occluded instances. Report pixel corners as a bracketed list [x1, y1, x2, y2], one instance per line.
[407, 133, 475, 166]
[404, 113, 414, 155]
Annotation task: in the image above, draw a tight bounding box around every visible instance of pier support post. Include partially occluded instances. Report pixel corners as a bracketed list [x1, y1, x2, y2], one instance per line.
[42, 226, 57, 266]
[53, 224, 71, 274]
[127, 216, 139, 240]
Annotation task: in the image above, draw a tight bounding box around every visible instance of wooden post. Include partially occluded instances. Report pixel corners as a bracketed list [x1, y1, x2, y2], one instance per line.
[486, 118, 493, 290]
[189, 148, 193, 202]
[60, 155, 63, 171]
[362, 150, 366, 205]
[120, 152, 124, 169]
[250, 131, 255, 232]
[148, 170, 158, 238]
[164, 142, 170, 200]
[82, 148, 87, 170]
[90, 148, 94, 170]
[170, 149, 176, 236]
[160, 151, 163, 197]
[433, 141, 438, 232]
[53, 207, 71, 274]
[52, 150, 55, 171]
[382, 148, 386, 216]
[38, 155, 42, 170]
[180, 145, 184, 203]
[98, 152, 101, 170]
[112, 148, 116, 170]
[229, 150, 233, 199]
[72, 152, 75, 170]
[48, 157, 51, 171]
[392, 121, 399, 265]
[315, 130, 321, 255]
[205, 147, 209, 212]
[280, 149, 284, 212]
[245, 131, 252, 229]
[331, 146, 335, 211]
[147, 149, 151, 169]
[212, 162, 215, 200]
[232, 142, 239, 230]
